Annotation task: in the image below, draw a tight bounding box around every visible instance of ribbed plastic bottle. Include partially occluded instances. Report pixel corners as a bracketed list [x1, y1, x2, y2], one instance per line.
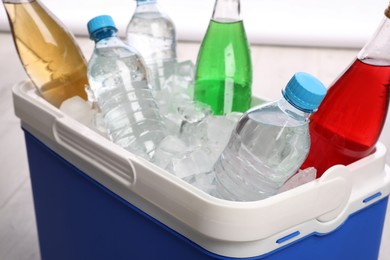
[214, 72, 327, 201]
[194, 0, 252, 115]
[126, 0, 177, 91]
[3, 0, 88, 107]
[87, 15, 167, 161]
[302, 5, 390, 177]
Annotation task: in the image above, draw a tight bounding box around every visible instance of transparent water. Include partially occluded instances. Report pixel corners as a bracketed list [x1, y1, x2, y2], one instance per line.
[87, 37, 167, 160]
[214, 102, 310, 201]
[127, 12, 176, 90]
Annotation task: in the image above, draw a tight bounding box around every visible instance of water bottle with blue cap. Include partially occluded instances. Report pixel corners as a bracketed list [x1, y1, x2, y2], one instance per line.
[86, 15, 167, 161]
[214, 72, 327, 201]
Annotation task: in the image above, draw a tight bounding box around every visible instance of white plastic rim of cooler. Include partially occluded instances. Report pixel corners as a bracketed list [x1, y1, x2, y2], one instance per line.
[12, 81, 390, 258]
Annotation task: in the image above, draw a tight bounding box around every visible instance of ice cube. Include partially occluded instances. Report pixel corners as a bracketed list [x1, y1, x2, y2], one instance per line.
[225, 112, 243, 122]
[178, 101, 211, 147]
[206, 115, 239, 161]
[190, 147, 215, 174]
[155, 76, 192, 115]
[162, 60, 178, 80]
[153, 135, 188, 169]
[60, 96, 94, 126]
[175, 60, 195, 82]
[186, 82, 195, 99]
[166, 152, 197, 179]
[166, 147, 213, 179]
[83, 84, 108, 137]
[163, 60, 194, 92]
[155, 60, 195, 115]
[163, 113, 182, 136]
[155, 84, 172, 115]
[84, 84, 96, 105]
[183, 170, 217, 195]
[177, 101, 211, 124]
[278, 167, 317, 193]
[90, 111, 109, 138]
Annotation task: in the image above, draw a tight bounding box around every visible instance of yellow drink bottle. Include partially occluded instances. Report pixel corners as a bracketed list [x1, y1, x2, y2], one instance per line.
[3, 0, 88, 107]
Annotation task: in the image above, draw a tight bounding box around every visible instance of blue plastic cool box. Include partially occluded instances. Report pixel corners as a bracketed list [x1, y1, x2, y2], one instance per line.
[13, 81, 390, 260]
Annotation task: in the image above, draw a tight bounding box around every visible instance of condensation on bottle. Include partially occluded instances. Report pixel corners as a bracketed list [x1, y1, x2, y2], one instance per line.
[126, 0, 177, 91]
[214, 72, 327, 201]
[87, 15, 167, 160]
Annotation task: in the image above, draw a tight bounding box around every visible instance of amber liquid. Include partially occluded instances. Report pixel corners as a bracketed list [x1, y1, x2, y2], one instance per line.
[4, 0, 88, 107]
[302, 59, 390, 177]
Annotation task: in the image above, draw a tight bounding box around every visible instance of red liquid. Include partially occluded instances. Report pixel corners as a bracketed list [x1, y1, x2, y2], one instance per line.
[303, 59, 390, 177]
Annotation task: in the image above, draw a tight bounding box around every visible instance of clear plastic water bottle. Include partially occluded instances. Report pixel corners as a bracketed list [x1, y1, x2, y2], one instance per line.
[126, 0, 177, 91]
[87, 15, 167, 160]
[214, 72, 327, 201]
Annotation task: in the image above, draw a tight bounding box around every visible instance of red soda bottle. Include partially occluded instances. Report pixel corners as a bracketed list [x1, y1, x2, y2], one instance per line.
[302, 6, 390, 177]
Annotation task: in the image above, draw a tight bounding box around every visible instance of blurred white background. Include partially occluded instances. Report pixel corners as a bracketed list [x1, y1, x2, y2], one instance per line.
[0, 0, 388, 47]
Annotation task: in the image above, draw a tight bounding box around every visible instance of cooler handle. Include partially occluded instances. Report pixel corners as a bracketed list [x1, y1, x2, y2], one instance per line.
[53, 116, 136, 187]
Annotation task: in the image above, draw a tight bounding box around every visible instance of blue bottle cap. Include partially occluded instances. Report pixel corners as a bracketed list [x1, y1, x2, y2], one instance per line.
[87, 15, 118, 39]
[136, 0, 157, 4]
[282, 72, 327, 113]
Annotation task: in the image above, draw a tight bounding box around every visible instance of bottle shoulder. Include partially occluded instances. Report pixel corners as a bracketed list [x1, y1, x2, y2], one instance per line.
[132, 10, 173, 20]
[88, 45, 145, 76]
[134, 3, 171, 17]
[95, 37, 127, 48]
[358, 17, 390, 65]
[127, 12, 175, 33]
[245, 99, 309, 127]
[131, 3, 173, 23]
[93, 37, 141, 57]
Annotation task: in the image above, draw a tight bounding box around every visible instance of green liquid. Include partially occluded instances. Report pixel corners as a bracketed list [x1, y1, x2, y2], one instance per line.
[194, 20, 252, 115]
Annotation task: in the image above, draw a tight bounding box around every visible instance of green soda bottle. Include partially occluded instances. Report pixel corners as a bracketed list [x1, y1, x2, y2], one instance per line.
[194, 0, 252, 115]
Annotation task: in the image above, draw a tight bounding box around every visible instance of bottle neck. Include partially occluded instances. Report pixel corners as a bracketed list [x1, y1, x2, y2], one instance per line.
[135, 0, 161, 13]
[91, 27, 118, 43]
[278, 98, 311, 123]
[212, 0, 241, 23]
[136, 0, 157, 6]
[358, 7, 390, 66]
